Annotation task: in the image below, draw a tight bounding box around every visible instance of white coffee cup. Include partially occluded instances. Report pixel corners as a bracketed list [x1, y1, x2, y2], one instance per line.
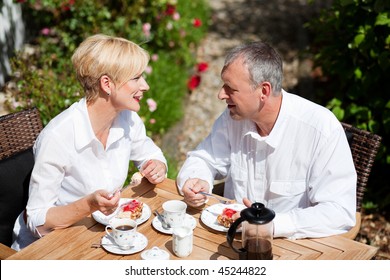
[105, 217, 137, 249]
[172, 226, 193, 257]
[162, 200, 187, 228]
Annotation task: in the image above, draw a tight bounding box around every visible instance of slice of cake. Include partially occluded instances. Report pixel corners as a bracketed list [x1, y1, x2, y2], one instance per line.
[117, 199, 143, 220]
[129, 172, 144, 186]
[217, 207, 237, 228]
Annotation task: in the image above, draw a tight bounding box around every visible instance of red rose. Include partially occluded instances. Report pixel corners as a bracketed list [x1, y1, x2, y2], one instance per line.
[187, 75, 201, 91]
[165, 4, 176, 16]
[197, 62, 208, 72]
[193, 18, 202, 27]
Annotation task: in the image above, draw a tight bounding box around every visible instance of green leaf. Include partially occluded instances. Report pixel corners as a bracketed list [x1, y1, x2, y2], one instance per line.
[354, 67, 362, 79]
[331, 106, 345, 120]
[362, 201, 378, 210]
[354, 33, 365, 46]
[385, 35, 390, 45]
[375, 13, 390, 26]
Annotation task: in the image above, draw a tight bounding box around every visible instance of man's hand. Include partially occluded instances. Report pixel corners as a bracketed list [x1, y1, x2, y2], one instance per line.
[182, 178, 211, 207]
[232, 197, 252, 220]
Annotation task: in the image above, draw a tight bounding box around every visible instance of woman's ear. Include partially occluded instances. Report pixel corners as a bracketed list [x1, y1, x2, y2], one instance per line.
[100, 75, 112, 95]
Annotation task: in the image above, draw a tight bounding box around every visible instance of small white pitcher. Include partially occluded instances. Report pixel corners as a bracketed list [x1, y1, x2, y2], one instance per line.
[172, 226, 193, 257]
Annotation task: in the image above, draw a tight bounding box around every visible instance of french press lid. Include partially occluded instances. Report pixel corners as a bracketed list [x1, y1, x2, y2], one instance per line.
[240, 202, 275, 224]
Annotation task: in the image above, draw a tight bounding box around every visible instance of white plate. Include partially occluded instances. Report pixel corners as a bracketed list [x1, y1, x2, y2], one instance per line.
[201, 203, 246, 232]
[92, 198, 151, 226]
[152, 213, 197, 234]
[101, 233, 148, 255]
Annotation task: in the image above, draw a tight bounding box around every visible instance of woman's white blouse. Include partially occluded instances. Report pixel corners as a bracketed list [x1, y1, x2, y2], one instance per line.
[26, 98, 166, 237]
[177, 91, 357, 239]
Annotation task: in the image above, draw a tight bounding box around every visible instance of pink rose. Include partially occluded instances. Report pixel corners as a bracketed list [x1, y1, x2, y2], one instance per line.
[142, 23, 151, 37]
[146, 98, 157, 112]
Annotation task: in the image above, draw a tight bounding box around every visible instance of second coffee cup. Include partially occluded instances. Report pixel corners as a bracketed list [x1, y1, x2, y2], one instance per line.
[162, 200, 187, 228]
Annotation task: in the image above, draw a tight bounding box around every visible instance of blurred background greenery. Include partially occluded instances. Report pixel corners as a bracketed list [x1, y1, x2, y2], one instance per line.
[306, 0, 390, 213]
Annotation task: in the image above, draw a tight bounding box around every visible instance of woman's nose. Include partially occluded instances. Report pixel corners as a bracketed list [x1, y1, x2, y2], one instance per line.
[140, 76, 150, 91]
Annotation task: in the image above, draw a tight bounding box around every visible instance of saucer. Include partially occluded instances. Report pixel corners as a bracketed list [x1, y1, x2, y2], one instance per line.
[101, 233, 148, 255]
[152, 213, 197, 234]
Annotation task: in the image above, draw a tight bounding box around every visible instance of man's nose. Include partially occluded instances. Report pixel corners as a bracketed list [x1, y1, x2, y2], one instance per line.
[218, 87, 228, 100]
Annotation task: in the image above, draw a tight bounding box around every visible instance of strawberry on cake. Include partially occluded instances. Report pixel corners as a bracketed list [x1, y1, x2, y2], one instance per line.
[217, 208, 237, 228]
[117, 199, 143, 220]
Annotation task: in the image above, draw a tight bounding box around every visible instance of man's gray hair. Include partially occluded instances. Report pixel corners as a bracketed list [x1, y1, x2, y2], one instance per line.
[222, 42, 283, 95]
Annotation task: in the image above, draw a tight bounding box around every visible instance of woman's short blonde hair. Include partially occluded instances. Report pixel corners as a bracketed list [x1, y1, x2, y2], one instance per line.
[71, 34, 150, 104]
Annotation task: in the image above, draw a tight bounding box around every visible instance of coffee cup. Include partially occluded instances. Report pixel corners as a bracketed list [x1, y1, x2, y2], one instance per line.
[162, 200, 187, 228]
[105, 217, 137, 249]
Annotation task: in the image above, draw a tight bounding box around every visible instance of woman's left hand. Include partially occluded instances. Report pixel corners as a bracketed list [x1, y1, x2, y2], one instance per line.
[141, 159, 167, 184]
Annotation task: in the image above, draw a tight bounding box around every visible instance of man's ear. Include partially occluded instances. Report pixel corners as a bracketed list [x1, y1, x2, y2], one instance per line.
[100, 75, 112, 94]
[259, 81, 272, 101]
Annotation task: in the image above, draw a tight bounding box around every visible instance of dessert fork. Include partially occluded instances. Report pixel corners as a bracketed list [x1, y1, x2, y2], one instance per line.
[196, 191, 234, 204]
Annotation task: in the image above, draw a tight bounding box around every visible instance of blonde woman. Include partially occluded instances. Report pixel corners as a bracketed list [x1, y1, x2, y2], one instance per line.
[12, 34, 167, 250]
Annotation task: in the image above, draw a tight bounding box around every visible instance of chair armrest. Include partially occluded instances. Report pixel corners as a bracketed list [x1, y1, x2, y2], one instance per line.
[339, 212, 361, 240]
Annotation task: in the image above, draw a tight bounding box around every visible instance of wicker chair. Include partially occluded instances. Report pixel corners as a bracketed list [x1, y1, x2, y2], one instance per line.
[0, 108, 43, 258]
[340, 122, 382, 239]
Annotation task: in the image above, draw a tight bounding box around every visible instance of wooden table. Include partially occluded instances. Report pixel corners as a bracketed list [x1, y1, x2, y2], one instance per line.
[6, 178, 378, 260]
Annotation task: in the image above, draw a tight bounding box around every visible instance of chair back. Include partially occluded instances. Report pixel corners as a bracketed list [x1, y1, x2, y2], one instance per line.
[0, 108, 43, 247]
[341, 123, 382, 213]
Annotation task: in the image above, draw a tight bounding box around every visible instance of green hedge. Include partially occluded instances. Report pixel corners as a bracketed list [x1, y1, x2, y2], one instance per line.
[306, 0, 390, 212]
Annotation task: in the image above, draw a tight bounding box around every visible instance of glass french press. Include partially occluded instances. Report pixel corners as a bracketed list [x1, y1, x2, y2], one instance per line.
[227, 202, 275, 260]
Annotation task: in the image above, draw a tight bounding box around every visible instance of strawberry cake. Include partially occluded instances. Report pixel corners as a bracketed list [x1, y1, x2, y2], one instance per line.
[117, 199, 143, 220]
[217, 208, 237, 228]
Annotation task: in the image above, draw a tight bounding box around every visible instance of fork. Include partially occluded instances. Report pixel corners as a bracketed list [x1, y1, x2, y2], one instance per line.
[196, 190, 234, 204]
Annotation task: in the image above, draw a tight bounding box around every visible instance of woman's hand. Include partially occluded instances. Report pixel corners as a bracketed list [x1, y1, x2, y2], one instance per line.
[141, 159, 167, 184]
[88, 189, 121, 215]
[182, 178, 210, 207]
[43, 189, 121, 232]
